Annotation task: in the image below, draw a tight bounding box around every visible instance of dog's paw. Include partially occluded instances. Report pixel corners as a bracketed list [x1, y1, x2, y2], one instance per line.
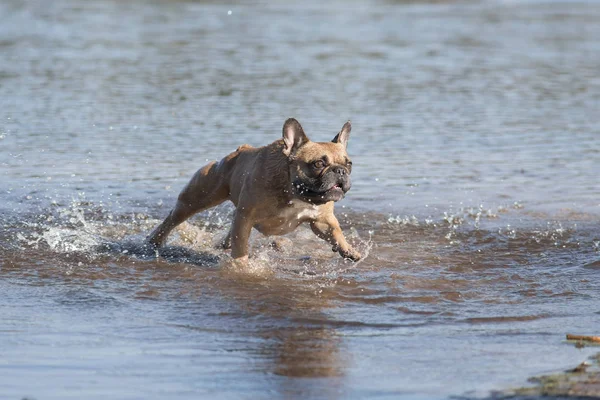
[339, 247, 362, 262]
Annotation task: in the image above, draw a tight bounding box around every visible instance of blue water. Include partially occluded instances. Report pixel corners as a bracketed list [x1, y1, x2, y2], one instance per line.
[1, 0, 600, 399]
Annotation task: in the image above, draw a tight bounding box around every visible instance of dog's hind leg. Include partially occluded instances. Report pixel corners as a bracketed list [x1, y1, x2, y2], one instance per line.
[146, 200, 200, 248]
[146, 161, 229, 248]
[219, 215, 233, 250]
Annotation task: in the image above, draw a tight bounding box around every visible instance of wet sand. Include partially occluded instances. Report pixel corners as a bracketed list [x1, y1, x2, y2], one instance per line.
[491, 350, 600, 399]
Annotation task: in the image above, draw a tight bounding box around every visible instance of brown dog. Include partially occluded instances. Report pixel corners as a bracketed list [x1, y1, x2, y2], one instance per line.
[146, 118, 361, 264]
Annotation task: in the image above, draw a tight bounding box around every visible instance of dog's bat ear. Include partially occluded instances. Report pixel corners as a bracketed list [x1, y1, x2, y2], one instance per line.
[332, 121, 351, 148]
[282, 118, 308, 157]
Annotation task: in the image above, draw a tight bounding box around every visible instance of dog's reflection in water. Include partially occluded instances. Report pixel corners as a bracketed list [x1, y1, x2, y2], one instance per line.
[99, 238, 346, 398]
[265, 325, 345, 378]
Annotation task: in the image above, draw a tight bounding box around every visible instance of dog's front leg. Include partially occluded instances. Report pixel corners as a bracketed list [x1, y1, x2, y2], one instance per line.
[229, 209, 254, 262]
[310, 216, 361, 261]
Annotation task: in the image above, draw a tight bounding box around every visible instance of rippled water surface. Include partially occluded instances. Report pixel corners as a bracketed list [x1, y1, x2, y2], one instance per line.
[1, 0, 600, 399]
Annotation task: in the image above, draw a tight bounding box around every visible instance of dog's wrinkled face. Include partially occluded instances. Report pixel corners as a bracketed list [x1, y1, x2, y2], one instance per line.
[291, 142, 352, 204]
[282, 119, 353, 205]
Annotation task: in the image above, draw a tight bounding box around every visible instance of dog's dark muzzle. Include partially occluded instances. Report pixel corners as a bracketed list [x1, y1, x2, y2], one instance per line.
[292, 165, 352, 204]
[327, 166, 351, 193]
[331, 166, 352, 193]
[330, 165, 348, 177]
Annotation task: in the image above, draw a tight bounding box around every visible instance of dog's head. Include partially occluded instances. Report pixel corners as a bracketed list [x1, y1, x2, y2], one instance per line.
[282, 118, 353, 205]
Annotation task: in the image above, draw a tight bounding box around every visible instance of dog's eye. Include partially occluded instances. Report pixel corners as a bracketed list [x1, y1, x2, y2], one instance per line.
[313, 160, 325, 169]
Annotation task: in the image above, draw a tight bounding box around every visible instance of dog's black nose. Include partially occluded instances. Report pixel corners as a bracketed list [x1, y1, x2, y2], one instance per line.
[332, 166, 347, 176]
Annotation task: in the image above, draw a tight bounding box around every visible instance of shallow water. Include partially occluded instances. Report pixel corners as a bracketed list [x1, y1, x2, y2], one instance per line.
[1, 0, 600, 399]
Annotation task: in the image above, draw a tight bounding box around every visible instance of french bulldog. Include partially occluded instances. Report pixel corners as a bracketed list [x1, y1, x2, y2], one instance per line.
[146, 118, 361, 264]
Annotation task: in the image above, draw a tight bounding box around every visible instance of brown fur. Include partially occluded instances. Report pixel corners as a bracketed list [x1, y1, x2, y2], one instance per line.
[146, 118, 361, 263]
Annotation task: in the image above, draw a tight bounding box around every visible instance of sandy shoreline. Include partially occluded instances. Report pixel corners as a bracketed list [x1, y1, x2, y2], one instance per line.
[493, 351, 600, 399]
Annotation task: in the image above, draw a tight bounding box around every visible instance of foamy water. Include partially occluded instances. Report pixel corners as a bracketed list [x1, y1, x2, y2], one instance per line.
[1, 0, 600, 399]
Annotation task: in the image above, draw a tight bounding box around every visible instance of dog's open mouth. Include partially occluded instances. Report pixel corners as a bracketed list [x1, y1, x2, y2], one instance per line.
[326, 184, 343, 193]
[293, 182, 345, 203]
